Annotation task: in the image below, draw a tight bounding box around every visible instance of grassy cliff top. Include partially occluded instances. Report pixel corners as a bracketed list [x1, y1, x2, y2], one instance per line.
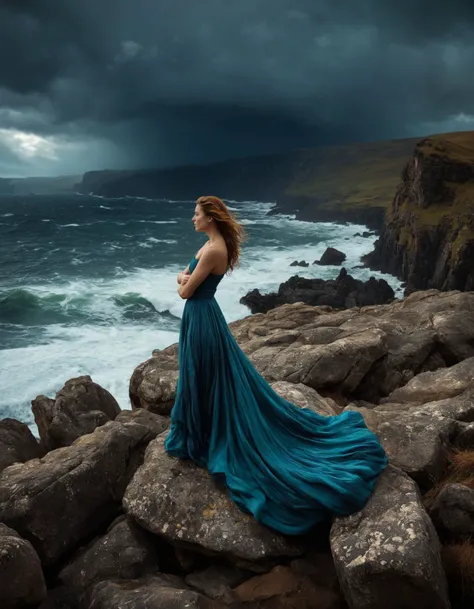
[417, 130, 474, 164]
[284, 137, 419, 211]
[391, 131, 474, 261]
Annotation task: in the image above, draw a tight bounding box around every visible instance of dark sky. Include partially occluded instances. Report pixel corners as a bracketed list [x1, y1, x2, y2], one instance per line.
[1, 1, 474, 176]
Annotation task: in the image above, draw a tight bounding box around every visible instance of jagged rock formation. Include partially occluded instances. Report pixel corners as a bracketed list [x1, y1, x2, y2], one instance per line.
[239, 267, 394, 314]
[365, 132, 474, 292]
[313, 247, 347, 266]
[2, 290, 474, 607]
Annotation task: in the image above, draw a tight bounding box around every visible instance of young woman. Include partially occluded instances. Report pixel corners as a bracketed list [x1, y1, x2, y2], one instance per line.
[165, 195, 388, 535]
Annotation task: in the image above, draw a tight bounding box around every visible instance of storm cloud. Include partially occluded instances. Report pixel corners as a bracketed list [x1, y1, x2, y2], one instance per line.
[1, 0, 474, 176]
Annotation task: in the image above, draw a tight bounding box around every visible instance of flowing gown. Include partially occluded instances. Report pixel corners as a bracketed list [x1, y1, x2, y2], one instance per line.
[165, 255, 388, 535]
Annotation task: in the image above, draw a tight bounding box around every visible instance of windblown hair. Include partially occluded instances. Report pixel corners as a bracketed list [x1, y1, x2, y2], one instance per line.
[197, 195, 245, 272]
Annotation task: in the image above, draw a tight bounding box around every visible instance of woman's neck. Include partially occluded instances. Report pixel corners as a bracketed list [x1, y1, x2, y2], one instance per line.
[205, 226, 222, 245]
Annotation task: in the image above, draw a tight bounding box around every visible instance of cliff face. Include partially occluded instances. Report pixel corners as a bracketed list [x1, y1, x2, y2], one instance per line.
[366, 133, 474, 292]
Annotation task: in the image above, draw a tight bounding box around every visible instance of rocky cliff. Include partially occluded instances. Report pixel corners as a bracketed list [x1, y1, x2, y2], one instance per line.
[365, 132, 474, 291]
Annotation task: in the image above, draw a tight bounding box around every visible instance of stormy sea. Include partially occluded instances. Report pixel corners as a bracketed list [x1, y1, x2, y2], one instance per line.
[0, 194, 401, 430]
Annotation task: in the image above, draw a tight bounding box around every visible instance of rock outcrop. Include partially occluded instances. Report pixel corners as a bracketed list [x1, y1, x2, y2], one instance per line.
[123, 434, 304, 567]
[3, 289, 474, 607]
[331, 466, 450, 609]
[0, 523, 47, 607]
[314, 247, 347, 266]
[0, 409, 168, 566]
[365, 132, 474, 293]
[133, 290, 474, 413]
[240, 267, 395, 314]
[32, 375, 121, 452]
[0, 418, 43, 473]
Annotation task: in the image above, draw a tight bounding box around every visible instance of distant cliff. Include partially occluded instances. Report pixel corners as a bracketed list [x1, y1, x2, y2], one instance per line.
[0, 175, 80, 195]
[365, 132, 474, 291]
[77, 138, 417, 229]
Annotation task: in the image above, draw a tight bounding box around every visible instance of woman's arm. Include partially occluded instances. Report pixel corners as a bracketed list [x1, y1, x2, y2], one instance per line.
[178, 250, 217, 299]
[177, 265, 190, 284]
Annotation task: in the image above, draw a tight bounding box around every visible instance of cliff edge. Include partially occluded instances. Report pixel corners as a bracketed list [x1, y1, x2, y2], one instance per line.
[365, 131, 474, 292]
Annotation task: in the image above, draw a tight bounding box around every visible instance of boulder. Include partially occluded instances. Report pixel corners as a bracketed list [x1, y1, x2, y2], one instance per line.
[129, 347, 179, 415]
[429, 483, 474, 538]
[0, 523, 47, 608]
[185, 565, 249, 604]
[58, 515, 160, 605]
[0, 418, 43, 473]
[32, 375, 121, 451]
[232, 563, 343, 608]
[123, 434, 304, 567]
[330, 466, 450, 609]
[0, 409, 168, 566]
[346, 389, 474, 489]
[380, 357, 474, 405]
[270, 381, 338, 416]
[88, 574, 225, 609]
[314, 247, 347, 266]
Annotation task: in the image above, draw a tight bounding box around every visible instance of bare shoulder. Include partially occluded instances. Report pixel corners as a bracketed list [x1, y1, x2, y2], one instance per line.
[202, 241, 228, 273]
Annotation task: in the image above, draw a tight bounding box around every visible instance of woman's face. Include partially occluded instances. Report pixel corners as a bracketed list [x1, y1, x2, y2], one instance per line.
[193, 204, 210, 232]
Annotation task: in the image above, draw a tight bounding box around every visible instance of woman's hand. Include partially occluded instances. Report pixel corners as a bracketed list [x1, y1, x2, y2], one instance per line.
[177, 271, 190, 284]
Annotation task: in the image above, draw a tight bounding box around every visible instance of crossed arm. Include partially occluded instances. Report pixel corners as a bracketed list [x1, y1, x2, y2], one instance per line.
[177, 267, 190, 285]
[177, 249, 218, 300]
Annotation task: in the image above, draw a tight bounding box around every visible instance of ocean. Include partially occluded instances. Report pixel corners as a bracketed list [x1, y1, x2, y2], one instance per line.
[0, 194, 401, 431]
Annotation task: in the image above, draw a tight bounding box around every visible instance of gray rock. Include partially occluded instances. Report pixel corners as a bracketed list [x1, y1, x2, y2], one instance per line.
[270, 381, 338, 416]
[330, 466, 450, 609]
[123, 434, 304, 566]
[88, 574, 225, 609]
[58, 515, 160, 603]
[430, 483, 474, 538]
[0, 523, 47, 608]
[0, 418, 43, 473]
[185, 565, 248, 604]
[129, 347, 179, 415]
[0, 409, 168, 566]
[128, 290, 474, 431]
[381, 356, 474, 405]
[32, 375, 121, 451]
[346, 389, 474, 489]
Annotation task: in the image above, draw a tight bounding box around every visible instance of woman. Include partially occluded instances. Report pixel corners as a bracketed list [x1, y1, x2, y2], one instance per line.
[165, 195, 388, 535]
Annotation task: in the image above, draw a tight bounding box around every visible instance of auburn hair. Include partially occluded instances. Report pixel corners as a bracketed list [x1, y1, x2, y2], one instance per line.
[196, 195, 245, 272]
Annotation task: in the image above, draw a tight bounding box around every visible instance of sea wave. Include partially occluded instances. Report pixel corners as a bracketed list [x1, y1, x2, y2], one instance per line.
[0, 287, 179, 326]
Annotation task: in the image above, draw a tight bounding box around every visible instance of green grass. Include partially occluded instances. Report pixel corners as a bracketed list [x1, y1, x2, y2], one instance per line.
[283, 138, 419, 212]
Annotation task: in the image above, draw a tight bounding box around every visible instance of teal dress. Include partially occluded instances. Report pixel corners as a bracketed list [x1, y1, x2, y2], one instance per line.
[165, 255, 388, 535]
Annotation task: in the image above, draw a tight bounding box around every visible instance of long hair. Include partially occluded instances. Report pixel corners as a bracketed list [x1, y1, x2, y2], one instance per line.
[197, 195, 245, 272]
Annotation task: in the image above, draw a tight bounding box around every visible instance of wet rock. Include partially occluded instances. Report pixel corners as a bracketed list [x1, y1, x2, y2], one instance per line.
[314, 247, 347, 266]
